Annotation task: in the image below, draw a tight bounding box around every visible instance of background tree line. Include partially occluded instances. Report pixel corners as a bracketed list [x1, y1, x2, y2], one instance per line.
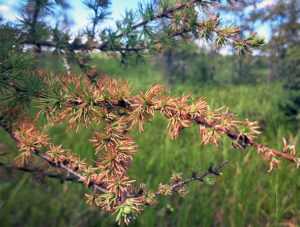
[158, 0, 299, 126]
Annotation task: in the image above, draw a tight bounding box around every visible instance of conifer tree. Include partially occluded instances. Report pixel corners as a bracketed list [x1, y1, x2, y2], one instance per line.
[0, 0, 298, 225]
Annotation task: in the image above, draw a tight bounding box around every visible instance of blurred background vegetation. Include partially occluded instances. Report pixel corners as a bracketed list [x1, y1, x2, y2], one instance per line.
[0, 0, 299, 226]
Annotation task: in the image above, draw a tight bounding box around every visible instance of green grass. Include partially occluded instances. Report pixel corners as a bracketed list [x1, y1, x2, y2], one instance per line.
[0, 56, 299, 227]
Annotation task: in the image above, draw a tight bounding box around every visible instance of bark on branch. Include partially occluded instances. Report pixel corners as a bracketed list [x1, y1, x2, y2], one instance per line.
[0, 161, 77, 182]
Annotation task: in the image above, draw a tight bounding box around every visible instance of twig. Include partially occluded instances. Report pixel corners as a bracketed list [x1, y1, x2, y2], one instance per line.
[155, 160, 228, 196]
[114, 0, 203, 39]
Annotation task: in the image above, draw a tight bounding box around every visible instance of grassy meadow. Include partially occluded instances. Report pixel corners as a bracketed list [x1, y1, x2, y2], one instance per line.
[0, 54, 299, 227]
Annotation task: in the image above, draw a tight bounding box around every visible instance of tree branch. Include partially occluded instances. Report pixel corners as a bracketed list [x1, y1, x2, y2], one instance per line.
[0, 116, 109, 194]
[114, 0, 203, 39]
[0, 161, 77, 182]
[2, 74, 297, 166]
[87, 99, 298, 165]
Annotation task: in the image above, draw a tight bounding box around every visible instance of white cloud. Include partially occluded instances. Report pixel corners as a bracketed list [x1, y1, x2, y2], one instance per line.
[5, 14, 16, 20]
[223, 14, 235, 21]
[219, 46, 233, 55]
[4, 1, 16, 6]
[0, 5, 10, 12]
[246, 0, 276, 11]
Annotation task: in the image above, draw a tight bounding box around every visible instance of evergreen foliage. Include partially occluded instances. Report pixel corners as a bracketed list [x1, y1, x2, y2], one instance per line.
[0, 0, 298, 225]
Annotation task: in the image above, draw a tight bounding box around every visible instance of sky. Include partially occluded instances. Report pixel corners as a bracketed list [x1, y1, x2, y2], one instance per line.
[0, 0, 142, 31]
[0, 0, 274, 54]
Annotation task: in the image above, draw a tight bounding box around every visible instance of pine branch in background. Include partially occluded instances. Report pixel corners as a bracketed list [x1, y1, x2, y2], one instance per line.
[17, 0, 264, 70]
[83, 0, 111, 40]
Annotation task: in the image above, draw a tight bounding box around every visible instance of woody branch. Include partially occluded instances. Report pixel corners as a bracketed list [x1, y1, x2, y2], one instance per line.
[0, 161, 77, 182]
[0, 116, 109, 194]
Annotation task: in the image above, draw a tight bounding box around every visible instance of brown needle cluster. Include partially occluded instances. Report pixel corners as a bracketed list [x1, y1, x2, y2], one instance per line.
[14, 122, 49, 167]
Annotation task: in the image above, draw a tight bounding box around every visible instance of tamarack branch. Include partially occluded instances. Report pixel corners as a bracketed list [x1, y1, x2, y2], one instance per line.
[0, 73, 298, 225]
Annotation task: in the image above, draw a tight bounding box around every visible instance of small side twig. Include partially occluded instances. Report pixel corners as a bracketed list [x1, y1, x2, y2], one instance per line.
[155, 160, 228, 196]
